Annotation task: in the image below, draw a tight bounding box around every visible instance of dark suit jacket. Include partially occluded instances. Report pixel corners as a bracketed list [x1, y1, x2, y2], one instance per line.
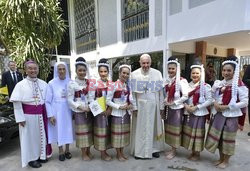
[1, 70, 23, 97]
[243, 65, 250, 89]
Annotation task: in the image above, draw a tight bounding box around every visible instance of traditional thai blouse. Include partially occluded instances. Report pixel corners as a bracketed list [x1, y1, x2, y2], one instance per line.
[211, 79, 248, 117]
[88, 79, 109, 105]
[164, 77, 189, 109]
[185, 81, 212, 116]
[106, 80, 133, 117]
[67, 78, 89, 113]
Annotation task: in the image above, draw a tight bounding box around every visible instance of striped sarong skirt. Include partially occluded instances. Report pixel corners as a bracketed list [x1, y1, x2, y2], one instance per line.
[94, 114, 111, 151]
[111, 113, 130, 148]
[164, 108, 184, 148]
[182, 114, 206, 152]
[74, 112, 93, 148]
[205, 113, 238, 156]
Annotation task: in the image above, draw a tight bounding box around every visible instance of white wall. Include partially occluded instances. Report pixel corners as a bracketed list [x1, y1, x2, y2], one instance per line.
[155, 0, 163, 36]
[98, 0, 118, 47]
[80, 36, 165, 60]
[167, 0, 250, 43]
[244, 0, 250, 29]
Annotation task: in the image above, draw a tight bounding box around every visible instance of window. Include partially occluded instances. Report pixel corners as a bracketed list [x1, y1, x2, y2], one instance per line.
[57, 0, 70, 55]
[122, 0, 149, 42]
[74, 0, 96, 54]
[189, 0, 216, 9]
[169, 0, 182, 15]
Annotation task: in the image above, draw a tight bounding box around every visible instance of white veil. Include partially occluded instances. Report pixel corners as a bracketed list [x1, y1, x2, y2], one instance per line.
[53, 61, 70, 82]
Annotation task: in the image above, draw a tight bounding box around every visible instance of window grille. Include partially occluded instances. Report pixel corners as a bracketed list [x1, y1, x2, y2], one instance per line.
[122, 0, 149, 42]
[74, 0, 96, 54]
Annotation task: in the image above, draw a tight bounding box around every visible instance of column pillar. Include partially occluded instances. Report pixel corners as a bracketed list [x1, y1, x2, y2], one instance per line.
[227, 48, 236, 56]
[195, 41, 207, 65]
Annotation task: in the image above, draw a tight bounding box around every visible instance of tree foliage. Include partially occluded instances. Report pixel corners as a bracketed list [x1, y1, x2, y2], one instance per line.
[0, 0, 66, 80]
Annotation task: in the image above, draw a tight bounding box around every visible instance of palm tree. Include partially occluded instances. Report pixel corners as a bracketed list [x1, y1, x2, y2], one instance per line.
[0, 0, 66, 80]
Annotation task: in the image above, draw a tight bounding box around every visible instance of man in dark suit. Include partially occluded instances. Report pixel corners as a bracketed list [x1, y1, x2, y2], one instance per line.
[1, 61, 23, 98]
[243, 65, 250, 136]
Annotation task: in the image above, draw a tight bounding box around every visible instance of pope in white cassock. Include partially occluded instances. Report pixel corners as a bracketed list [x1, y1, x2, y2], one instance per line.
[130, 54, 165, 159]
[10, 61, 50, 168]
[45, 62, 74, 161]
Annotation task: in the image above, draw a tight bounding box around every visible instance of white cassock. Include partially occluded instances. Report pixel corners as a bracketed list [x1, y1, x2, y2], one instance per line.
[45, 77, 73, 146]
[130, 68, 165, 158]
[10, 77, 47, 167]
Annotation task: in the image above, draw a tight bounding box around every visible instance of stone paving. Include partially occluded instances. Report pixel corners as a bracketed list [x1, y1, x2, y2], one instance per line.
[1, 123, 250, 171]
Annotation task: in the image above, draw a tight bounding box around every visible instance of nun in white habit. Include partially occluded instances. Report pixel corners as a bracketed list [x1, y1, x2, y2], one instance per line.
[45, 62, 74, 161]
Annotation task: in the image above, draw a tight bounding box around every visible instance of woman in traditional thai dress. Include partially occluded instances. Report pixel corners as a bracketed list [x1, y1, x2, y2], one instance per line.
[106, 64, 133, 161]
[67, 57, 93, 161]
[46, 62, 74, 161]
[163, 56, 189, 160]
[182, 63, 212, 161]
[205, 56, 248, 169]
[89, 58, 112, 161]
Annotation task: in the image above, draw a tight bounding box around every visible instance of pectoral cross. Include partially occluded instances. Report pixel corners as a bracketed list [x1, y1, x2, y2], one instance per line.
[33, 95, 39, 106]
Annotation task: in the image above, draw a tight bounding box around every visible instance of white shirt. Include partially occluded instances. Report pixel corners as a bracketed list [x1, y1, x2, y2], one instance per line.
[10, 70, 17, 81]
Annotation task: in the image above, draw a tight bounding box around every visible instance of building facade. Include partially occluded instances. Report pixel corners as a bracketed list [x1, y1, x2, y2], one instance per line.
[56, 0, 250, 80]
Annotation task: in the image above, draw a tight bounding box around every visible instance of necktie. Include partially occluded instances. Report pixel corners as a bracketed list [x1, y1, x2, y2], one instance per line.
[13, 72, 17, 84]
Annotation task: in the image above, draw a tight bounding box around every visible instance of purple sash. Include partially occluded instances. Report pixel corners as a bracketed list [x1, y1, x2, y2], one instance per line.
[22, 104, 44, 115]
[22, 103, 52, 157]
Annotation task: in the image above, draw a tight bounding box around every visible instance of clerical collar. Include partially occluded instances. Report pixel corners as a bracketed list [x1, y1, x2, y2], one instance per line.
[26, 76, 38, 82]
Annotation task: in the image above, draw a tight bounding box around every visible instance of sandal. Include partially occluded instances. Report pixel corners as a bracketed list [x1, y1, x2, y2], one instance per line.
[65, 152, 72, 159]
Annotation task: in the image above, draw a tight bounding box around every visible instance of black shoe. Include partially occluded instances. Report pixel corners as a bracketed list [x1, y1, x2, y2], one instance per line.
[37, 158, 48, 163]
[28, 161, 42, 168]
[134, 156, 150, 160]
[59, 154, 65, 161]
[248, 132, 250, 136]
[65, 152, 72, 159]
[152, 152, 160, 158]
[135, 156, 143, 160]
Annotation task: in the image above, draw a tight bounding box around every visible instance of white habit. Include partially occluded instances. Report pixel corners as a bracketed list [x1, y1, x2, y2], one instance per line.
[45, 77, 74, 146]
[130, 68, 165, 158]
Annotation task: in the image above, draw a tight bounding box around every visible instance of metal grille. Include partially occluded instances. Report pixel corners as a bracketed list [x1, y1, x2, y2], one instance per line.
[122, 0, 149, 42]
[74, 0, 96, 54]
